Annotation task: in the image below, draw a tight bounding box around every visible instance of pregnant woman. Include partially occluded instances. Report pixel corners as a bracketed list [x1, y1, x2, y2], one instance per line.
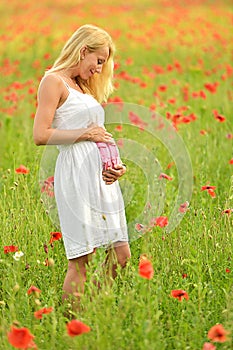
[33, 24, 130, 309]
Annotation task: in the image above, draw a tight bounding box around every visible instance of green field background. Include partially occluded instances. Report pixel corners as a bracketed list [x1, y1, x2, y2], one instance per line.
[0, 1, 233, 349]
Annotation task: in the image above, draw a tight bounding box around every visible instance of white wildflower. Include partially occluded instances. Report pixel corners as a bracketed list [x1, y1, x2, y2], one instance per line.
[13, 251, 24, 261]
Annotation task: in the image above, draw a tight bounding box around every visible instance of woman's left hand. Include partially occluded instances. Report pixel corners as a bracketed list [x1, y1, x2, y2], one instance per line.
[102, 164, 126, 185]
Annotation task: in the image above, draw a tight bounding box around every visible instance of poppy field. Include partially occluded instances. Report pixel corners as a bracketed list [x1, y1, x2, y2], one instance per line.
[0, 0, 233, 349]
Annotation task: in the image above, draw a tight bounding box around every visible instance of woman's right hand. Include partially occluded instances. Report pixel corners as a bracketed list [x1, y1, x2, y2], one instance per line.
[84, 123, 113, 143]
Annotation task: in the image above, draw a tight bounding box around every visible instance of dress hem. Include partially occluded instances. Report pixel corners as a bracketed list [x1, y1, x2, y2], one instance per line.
[66, 238, 129, 260]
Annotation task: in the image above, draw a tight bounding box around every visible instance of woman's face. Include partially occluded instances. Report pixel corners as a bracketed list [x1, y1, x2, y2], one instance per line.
[79, 46, 109, 80]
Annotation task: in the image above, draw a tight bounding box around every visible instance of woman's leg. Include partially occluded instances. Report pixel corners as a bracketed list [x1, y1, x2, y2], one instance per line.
[62, 244, 130, 314]
[62, 253, 92, 305]
[105, 242, 131, 280]
[91, 243, 131, 289]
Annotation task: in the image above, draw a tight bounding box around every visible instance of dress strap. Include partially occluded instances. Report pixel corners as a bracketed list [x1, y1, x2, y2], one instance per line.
[58, 76, 71, 91]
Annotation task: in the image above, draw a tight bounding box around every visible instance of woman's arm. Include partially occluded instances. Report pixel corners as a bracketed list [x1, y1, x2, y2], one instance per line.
[33, 74, 112, 146]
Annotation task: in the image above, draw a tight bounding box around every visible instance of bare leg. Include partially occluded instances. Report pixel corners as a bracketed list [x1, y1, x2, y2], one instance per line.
[63, 243, 131, 312]
[62, 253, 92, 312]
[90, 243, 131, 290]
[100, 242, 131, 284]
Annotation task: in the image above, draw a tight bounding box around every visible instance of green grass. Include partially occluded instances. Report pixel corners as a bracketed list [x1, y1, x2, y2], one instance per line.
[0, 0, 233, 349]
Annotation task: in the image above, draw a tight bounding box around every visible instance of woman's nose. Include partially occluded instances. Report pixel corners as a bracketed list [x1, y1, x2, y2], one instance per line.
[95, 65, 102, 74]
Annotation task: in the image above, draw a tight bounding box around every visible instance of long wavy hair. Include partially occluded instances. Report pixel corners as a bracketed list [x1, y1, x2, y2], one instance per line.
[46, 24, 115, 103]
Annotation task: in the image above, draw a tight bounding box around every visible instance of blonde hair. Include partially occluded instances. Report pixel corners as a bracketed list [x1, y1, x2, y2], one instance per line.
[46, 24, 115, 103]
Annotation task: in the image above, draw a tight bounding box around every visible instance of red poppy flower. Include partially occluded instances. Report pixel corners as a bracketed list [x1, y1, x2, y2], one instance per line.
[202, 343, 216, 350]
[226, 133, 233, 139]
[229, 158, 233, 164]
[168, 98, 176, 104]
[226, 268, 231, 273]
[8, 326, 37, 349]
[174, 60, 182, 72]
[159, 173, 173, 181]
[179, 201, 189, 213]
[207, 324, 229, 343]
[208, 189, 216, 197]
[167, 64, 173, 71]
[107, 96, 123, 111]
[4, 245, 18, 254]
[34, 307, 53, 319]
[204, 82, 218, 94]
[43, 53, 51, 60]
[171, 79, 179, 85]
[182, 86, 189, 101]
[201, 185, 216, 198]
[158, 84, 167, 92]
[125, 57, 133, 65]
[201, 185, 216, 191]
[200, 90, 207, 99]
[171, 289, 189, 301]
[166, 111, 172, 120]
[135, 223, 144, 232]
[114, 137, 123, 148]
[138, 255, 154, 280]
[15, 165, 30, 174]
[150, 103, 156, 111]
[41, 176, 54, 197]
[66, 319, 91, 337]
[155, 216, 168, 227]
[221, 208, 233, 215]
[140, 82, 147, 88]
[27, 286, 41, 295]
[113, 62, 120, 70]
[49, 232, 62, 244]
[215, 114, 226, 122]
[182, 273, 188, 279]
[128, 111, 148, 130]
[166, 162, 175, 169]
[115, 125, 123, 132]
[212, 109, 226, 122]
[153, 65, 164, 74]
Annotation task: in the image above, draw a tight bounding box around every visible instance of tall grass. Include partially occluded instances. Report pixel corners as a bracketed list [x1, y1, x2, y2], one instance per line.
[0, 0, 232, 349]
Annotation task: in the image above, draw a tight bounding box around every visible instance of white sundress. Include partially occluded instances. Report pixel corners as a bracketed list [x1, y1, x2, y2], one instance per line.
[53, 79, 128, 259]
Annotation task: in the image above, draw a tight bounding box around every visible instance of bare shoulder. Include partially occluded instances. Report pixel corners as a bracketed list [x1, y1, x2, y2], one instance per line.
[39, 73, 63, 91]
[36, 74, 66, 107]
